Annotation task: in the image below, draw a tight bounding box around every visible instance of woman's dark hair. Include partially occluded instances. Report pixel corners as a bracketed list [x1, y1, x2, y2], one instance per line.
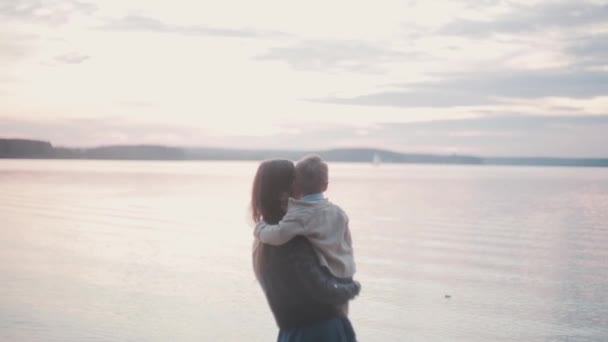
[251, 159, 295, 283]
[251, 159, 295, 225]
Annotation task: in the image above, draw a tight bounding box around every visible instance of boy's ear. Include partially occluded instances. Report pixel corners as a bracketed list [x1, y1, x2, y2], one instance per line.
[322, 181, 329, 192]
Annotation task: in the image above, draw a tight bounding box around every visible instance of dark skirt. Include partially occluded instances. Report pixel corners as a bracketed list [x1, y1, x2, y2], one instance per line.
[277, 317, 356, 342]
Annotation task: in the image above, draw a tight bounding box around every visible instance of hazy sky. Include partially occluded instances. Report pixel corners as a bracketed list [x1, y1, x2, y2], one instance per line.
[1, 0, 607, 157]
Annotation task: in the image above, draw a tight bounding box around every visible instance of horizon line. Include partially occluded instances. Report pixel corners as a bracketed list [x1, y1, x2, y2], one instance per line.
[2, 137, 608, 161]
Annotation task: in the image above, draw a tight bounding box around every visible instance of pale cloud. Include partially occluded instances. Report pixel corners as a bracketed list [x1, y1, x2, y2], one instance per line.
[439, 1, 608, 36]
[0, 0, 96, 25]
[255, 40, 411, 74]
[0, 31, 38, 62]
[0, 39, 29, 62]
[314, 69, 608, 108]
[54, 52, 90, 64]
[0, 0, 607, 157]
[99, 14, 290, 38]
[568, 33, 608, 68]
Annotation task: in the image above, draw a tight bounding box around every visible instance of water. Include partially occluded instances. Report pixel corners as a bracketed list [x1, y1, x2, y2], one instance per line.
[1, 160, 607, 341]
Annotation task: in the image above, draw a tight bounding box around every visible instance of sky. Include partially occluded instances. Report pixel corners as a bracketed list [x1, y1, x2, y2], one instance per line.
[0, 0, 607, 157]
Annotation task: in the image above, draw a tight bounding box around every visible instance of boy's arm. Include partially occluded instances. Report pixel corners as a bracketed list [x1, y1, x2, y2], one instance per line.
[254, 208, 307, 245]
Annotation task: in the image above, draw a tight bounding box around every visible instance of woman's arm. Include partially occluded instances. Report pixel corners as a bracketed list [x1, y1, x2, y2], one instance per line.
[286, 237, 361, 305]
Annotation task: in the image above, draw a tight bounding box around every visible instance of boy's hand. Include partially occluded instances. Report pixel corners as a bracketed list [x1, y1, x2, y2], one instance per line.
[353, 280, 361, 296]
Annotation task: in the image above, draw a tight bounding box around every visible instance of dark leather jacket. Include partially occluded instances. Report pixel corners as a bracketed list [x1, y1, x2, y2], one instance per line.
[255, 236, 360, 329]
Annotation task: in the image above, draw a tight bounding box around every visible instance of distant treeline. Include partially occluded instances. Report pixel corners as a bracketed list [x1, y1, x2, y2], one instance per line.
[0, 139, 185, 160]
[1, 138, 607, 167]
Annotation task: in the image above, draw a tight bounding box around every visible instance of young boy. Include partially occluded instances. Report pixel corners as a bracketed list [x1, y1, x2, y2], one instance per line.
[254, 155, 355, 280]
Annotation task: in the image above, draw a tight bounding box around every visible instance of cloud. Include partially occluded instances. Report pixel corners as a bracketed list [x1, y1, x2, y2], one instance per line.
[440, 1, 608, 37]
[313, 69, 608, 108]
[305, 1, 608, 107]
[255, 39, 412, 73]
[54, 52, 90, 64]
[100, 14, 289, 39]
[0, 40, 30, 62]
[0, 31, 41, 61]
[0, 0, 96, 25]
[313, 89, 488, 108]
[0, 0, 605, 158]
[568, 33, 608, 68]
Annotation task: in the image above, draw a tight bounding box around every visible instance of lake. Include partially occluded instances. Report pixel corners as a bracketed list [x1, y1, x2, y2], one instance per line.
[0, 160, 607, 341]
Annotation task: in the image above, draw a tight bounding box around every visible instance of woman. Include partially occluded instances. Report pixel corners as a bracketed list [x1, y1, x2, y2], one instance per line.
[251, 159, 360, 342]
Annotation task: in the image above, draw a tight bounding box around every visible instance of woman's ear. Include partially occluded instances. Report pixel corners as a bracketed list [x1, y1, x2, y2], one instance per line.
[291, 181, 302, 199]
[280, 192, 289, 201]
[280, 192, 289, 211]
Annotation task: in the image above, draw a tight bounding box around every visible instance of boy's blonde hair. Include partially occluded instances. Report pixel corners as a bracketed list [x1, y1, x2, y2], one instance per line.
[295, 155, 328, 195]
